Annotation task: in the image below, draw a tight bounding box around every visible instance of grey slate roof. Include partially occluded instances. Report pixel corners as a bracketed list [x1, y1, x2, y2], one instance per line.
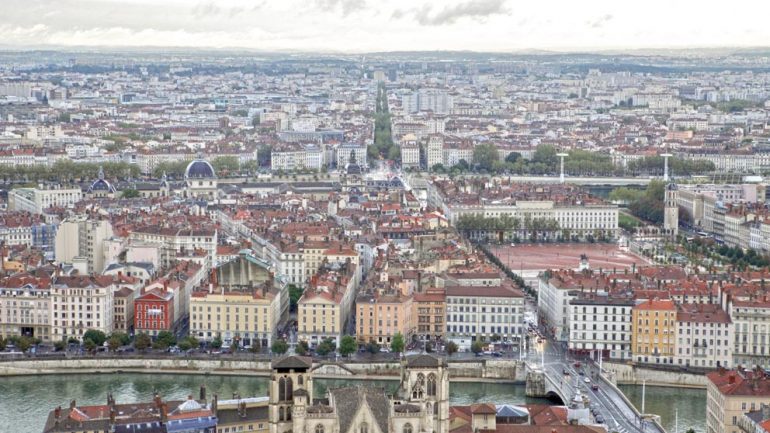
[405, 354, 446, 368]
[272, 355, 313, 370]
[330, 386, 390, 433]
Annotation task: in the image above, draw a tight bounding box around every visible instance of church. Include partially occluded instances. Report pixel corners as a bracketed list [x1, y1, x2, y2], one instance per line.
[269, 354, 449, 433]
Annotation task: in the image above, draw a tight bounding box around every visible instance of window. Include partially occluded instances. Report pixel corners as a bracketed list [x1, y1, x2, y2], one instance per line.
[427, 373, 437, 397]
[403, 424, 413, 433]
[360, 423, 368, 433]
[278, 376, 293, 401]
[316, 425, 325, 433]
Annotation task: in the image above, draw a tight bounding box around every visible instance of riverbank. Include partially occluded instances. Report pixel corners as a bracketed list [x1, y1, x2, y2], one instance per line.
[0, 357, 527, 383]
[604, 361, 709, 389]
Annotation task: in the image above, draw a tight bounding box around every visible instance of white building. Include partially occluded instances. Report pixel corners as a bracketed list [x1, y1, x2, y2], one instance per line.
[8, 185, 82, 214]
[51, 275, 116, 341]
[445, 284, 525, 345]
[568, 292, 634, 360]
[675, 303, 733, 369]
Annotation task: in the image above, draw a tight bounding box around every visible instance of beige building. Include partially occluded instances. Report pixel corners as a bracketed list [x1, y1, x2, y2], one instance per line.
[190, 283, 282, 348]
[54, 215, 113, 274]
[0, 276, 51, 342]
[51, 275, 116, 341]
[112, 287, 135, 333]
[298, 261, 358, 346]
[707, 368, 770, 433]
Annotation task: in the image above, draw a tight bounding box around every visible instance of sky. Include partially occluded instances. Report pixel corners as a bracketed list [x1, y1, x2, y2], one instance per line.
[1, 0, 770, 53]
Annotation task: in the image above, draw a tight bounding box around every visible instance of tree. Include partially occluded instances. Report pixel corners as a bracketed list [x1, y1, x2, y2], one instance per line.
[288, 285, 303, 312]
[472, 143, 500, 171]
[471, 341, 484, 355]
[0, 337, 5, 352]
[120, 188, 141, 199]
[249, 339, 262, 353]
[107, 336, 122, 352]
[53, 340, 66, 351]
[83, 338, 97, 352]
[390, 332, 405, 354]
[317, 338, 337, 356]
[110, 332, 131, 346]
[366, 341, 380, 354]
[505, 152, 522, 164]
[211, 335, 223, 349]
[446, 341, 458, 356]
[271, 339, 289, 355]
[134, 333, 151, 351]
[339, 335, 357, 357]
[83, 329, 107, 347]
[155, 331, 176, 349]
[295, 340, 309, 356]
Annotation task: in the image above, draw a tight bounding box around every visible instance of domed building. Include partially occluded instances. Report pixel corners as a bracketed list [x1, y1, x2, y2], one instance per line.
[183, 154, 218, 199]
[86, 166, 116, 199]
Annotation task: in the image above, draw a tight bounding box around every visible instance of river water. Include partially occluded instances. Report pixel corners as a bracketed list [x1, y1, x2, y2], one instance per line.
[0, 374, 706, 433]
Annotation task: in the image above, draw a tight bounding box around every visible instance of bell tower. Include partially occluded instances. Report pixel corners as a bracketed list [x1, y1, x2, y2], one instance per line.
[664, 183, 679, 239]
[269, 356, 313, 433]
[400, 354, 449, 433]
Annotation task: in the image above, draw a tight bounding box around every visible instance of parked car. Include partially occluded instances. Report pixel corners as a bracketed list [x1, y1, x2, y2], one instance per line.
[595, 415, 605, 424]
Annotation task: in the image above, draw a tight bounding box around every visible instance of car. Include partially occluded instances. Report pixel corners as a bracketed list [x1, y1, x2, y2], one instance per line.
[591, 384, 599, 391]
[491, 351, 502, 357]
[584, 377, 591, 383]
[574, 362, 582, 368]
[578, 370, 585, 376]
[595, 415, 605, 424]
[562, 369, 570, 375]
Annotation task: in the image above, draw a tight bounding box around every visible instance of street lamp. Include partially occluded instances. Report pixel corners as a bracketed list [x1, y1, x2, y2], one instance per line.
[661, 153, 672, 182]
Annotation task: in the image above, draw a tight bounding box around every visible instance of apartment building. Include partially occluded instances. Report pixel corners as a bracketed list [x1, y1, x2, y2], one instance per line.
[426, 135, 444, 169]
[51, 275, 116, 341]
[297, 261, 358, 346]
[675, 303, 733, 368]
[355, 290, 413, 345]
[0, 275, 51, 342]
[707, 368, 770, 433]
[8, 185, 82, 214]
[113, 287, 135, 333]
[445, 284, 525, 345]
[190, 284, 282, 348]
[568, 291, 634, 360]
[632, 299, 677, 365]
[728, 297, 770, 368]
[54, 215, 113, 274]
[134, 287, 175, 337]
[413, 288, 446, 342]
[129, 226, 217, 270]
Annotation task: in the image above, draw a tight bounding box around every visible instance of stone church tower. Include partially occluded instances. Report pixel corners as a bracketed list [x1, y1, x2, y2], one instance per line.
[664, 183, 679, 239]
[398, 355, 450, 433]
[269, 356, 313, 433]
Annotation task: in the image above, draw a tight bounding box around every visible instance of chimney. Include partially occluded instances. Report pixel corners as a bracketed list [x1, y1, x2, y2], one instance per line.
[70, 400, 76, 410]
[54, 406, 61, 421]
[199, 384, 207, 402]
[211, 394, 218, 415]
[239, 401, 247, 418]
[163, 281, 168, 293]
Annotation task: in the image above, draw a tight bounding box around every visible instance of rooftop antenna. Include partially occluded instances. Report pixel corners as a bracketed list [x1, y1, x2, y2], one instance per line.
[556, 153, 568, 184]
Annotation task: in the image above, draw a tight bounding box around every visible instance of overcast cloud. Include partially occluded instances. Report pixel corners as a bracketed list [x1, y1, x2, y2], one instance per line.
[0, 0, 769, 52]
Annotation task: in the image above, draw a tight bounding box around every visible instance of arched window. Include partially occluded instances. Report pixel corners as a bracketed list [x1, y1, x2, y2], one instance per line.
[427, 373, 437, 397]
[360, 422, 369, 433]
[316, 425, 325, 433]
[278, 376, 294, 401]
[279, 377, 287, 401]
[417, 373, 425, 386]
[403, 423, 413, 433]
[298, 375, 304, 386]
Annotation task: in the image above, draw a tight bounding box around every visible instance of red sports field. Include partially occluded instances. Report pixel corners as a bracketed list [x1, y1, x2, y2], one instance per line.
[490, 243, 650, 272]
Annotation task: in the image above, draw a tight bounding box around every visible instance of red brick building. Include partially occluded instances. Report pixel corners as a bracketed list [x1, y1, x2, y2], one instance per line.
[134, 287, 175, 336]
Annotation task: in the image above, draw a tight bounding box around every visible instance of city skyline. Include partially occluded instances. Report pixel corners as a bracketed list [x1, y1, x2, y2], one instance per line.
[2, 0, 770, 53]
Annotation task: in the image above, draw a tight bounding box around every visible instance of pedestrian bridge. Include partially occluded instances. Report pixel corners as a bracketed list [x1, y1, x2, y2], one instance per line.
[525, 361, 667, 433]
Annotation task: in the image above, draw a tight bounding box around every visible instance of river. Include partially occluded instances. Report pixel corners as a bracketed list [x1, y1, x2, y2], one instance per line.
[0, 374, 706, 433]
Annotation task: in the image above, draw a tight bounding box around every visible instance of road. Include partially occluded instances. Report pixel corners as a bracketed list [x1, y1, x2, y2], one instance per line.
[527, 336, 665, 433]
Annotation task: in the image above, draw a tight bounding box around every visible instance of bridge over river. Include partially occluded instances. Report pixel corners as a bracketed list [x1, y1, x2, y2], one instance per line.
[525, 359, 667, 433]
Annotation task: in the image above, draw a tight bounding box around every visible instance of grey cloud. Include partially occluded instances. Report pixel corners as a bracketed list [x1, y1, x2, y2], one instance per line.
[587, 14, 614, 29]
[393, 0, 509, 26]
[315, 0, 367, 17]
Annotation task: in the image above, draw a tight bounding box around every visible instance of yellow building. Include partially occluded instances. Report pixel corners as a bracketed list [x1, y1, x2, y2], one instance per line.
[190, 283, 282, 348]
[631, 298, 677, 365]
[706, 368, 770, 433]
[298, 261, 357, 346]
[355, 290, 413, 345]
